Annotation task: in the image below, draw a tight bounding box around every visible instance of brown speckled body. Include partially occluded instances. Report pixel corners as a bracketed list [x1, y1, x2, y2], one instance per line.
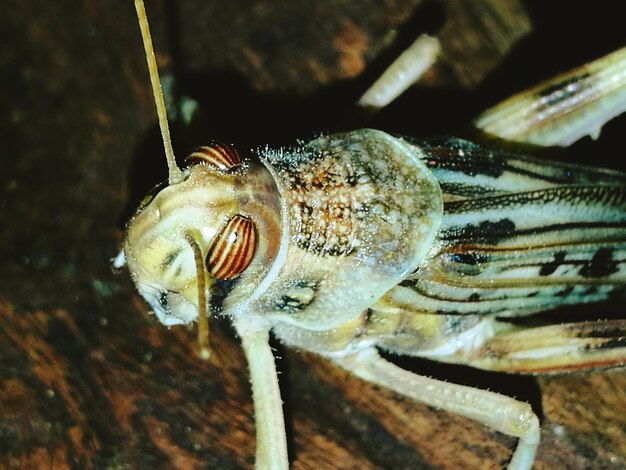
[254, 130, 442, 332]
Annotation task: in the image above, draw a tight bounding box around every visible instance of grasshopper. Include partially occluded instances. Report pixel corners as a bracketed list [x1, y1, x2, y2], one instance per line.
[119, 1, 626, 468]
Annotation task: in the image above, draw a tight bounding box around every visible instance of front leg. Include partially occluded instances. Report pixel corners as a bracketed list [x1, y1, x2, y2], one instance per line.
[237, 323, 289, 470]
[334, 348, 540, 470]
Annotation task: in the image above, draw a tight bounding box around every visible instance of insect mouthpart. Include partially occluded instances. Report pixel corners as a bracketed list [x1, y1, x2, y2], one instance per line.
[137, 284, 198, 326]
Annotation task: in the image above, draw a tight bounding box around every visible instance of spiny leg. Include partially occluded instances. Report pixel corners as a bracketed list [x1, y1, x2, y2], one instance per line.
[236, 323, 289, 470]
[334, 348, 540, 470]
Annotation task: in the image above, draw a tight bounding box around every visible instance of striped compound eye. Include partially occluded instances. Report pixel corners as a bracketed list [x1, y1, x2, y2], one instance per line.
[206, 215, 257, 280]
[186, 142, 240, 171]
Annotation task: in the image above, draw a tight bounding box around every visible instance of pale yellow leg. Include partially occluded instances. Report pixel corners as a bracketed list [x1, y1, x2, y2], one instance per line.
[335, 348, 540, 470]
[358, 35, 440, 109]
[237, 323, 289, 470]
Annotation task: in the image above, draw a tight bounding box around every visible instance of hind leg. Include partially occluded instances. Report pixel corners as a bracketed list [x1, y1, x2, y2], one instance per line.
[431, 319, 626, 374]
[334, 348, 540, 470]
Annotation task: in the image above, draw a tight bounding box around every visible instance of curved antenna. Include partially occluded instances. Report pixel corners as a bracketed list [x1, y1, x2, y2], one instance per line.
[134, 0, 183, 185]
[186, 233, 211, 360]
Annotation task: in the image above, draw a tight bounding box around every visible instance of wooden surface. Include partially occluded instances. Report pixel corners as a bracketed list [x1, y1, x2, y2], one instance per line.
[1, 1, 625, 469]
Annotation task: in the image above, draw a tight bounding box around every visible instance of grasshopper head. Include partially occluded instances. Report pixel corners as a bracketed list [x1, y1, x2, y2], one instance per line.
[124, 144, 283, 326]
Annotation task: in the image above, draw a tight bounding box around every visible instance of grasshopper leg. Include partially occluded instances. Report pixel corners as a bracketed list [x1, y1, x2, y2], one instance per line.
[335, 348, 540, 470]
[357, 35, 440, 110]
[238, 324, 289, 470]
[475, 47, 626, 147]
[441, 319, 626, 374]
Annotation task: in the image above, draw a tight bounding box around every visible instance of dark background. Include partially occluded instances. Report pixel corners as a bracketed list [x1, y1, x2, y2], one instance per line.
[1, 0, 625, 468]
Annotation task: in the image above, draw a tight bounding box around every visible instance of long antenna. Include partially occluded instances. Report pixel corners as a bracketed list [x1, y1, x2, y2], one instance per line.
[134, 0, 183, 185]
[186, 233, 211, 360]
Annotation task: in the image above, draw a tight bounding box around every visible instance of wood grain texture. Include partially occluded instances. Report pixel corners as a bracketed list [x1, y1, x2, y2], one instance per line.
[0, 1, 625, 469]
